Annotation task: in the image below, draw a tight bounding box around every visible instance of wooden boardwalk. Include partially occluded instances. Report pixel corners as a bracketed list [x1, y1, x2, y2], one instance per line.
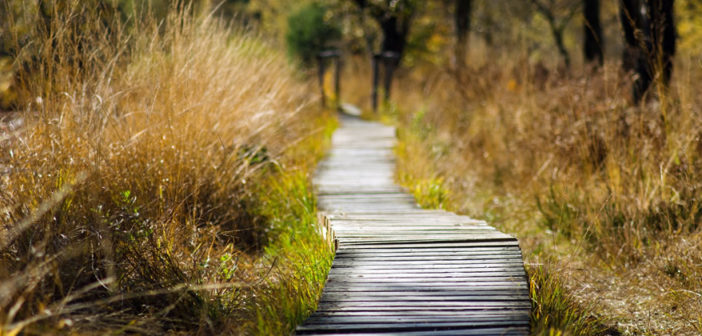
[296, 115, 530, 335]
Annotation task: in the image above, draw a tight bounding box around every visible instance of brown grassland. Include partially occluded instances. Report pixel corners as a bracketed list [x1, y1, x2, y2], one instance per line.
[354, 45, 702, 335]
[1, 3, 334, 335]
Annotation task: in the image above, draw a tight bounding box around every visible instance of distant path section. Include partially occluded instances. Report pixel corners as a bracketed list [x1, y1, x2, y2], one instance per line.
[296, 114, 530, 335]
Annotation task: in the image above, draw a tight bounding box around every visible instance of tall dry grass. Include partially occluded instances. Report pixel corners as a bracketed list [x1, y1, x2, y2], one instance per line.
[382, 48, 702, 334]
[1, 3, 331, 334]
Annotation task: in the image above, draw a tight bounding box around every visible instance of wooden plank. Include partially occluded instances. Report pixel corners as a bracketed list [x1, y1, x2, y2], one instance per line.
[336, 241, 521, 249]
[308, 311, 528, 318]
[331, 254, 524, 260]
[320, 285, 529, 292]
[318, 295, 530, 302]
[297, 327, 529, 336]
[296, 321, 529, 332]
[332, 226, 493, 231]
[320, 287, 528, 294]
[313, 307, 531, 314]
[318, 289, 529, 296]
[333, 228, 498, 233]
[337, 239, 518, 245]
[329, 264, 526, 272]
[335, 250, 523, 257]
[324, 273, 527, 280]
[334, 233, 508, 239]
[331, 258, 524, 265]
[331, 255, 525, 261]
[313, 307, 529, 314]
[335, 245, 520, 251]
[326, 271, 528, 278]
[330, 216, 485, 221]
[324, 282, 525, 288]
[303, 314, 530, 324]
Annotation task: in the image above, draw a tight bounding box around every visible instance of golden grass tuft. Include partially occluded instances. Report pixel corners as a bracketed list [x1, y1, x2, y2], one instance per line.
[1, 3, 332, 334]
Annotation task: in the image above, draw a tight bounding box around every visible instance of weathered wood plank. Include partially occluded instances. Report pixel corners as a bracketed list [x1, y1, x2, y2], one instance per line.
[303, 314, 530, 324]
[297, 328, 530, 336]
[335, 250, 522, 256]
[336, 241, 521, 249]
[297, 320, 529, 331]
[316, 296, 530, 303]
[298, 328, 529, 336]
[326, 271, 528, 278]
[320, 285, 529, 292]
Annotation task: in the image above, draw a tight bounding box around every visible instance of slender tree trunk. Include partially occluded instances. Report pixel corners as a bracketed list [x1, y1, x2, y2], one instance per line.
[619, 0, 676, 102]
[530, 0, 572, 69]
[454, 0, 472, 69]
[351, 0, 414, 104]
[379, 16, 408, 62]
[619, 0, 652, 102]
[377, 14, 410, 102]
[647, 0, 676, 87]
[583, 0, 603, 66]
[549, 20, 570, 69]
[619, 0, 643, 72]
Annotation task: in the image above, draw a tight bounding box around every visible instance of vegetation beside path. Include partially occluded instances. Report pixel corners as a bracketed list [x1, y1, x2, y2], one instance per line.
[0, 4, 334, 335]
[386, 57, 702, 335]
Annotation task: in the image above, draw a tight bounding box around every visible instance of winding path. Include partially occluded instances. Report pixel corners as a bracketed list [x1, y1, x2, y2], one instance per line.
[296, 114, 530, 335]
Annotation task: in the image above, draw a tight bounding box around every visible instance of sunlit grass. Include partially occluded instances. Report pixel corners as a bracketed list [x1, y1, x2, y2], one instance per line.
[0, 3, 333, 334]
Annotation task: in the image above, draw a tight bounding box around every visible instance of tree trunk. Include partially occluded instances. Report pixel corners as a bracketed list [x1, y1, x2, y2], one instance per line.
[454, 0, 472, 69]
[583, 0, 603, 66]
[647, 0, 676, 87]
[379, 16, 408, 62]
[619, 0, 676, 103]
[553, 27, 570, 69]
[377, 12, 410, 102]
[619, 0, 652, 102]
[530, 0, 572, 69]
[351, 0, 414, 104]
[619, 0, 644, 72]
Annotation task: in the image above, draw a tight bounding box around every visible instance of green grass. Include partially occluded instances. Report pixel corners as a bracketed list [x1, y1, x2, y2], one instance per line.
[248, 172, 335, 334]
[247, 115, 338, 334]
[528, 264, 614, 336]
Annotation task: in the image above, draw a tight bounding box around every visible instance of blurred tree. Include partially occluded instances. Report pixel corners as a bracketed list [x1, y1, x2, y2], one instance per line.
[529, 0, 580, 68]
[619, 0, 645, 72]
[583, 0, 603, 66]
[619, 0, 676, 103]
[247, 0, 303, 42]
[350, 0, 417, 64]
[285, 2, 341, 67]
[647, 0, 676, 87]
[349, 0, 418, 104]
[454, 0, 472, 69]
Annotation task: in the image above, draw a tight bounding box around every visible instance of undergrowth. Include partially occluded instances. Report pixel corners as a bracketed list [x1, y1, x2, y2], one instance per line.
[394, 113, 610, 336]
[0, 2, 335, 334]
[528, 264, 615, 336]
